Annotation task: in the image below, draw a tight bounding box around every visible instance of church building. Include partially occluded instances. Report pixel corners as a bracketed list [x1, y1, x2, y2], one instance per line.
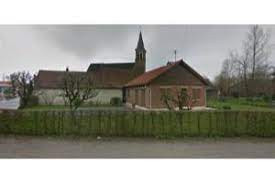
[34, 31, 208, 109]
[34, 32, 147, 104]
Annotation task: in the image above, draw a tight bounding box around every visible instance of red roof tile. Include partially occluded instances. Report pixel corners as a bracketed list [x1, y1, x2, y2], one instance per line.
[35, 67, 132, 89]
[34, 70, 87, 89]
[125, 59, 208, 87]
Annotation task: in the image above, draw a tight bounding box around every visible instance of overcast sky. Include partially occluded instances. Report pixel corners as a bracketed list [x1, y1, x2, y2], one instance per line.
[0, 25, 275, 80]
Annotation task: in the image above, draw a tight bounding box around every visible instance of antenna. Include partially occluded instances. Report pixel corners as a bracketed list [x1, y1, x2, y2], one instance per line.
[174, 49, 177, 62]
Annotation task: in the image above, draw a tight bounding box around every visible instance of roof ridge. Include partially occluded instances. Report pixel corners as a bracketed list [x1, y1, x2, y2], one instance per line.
[90, 62, 134, 65]
[125, 60, 181, 87]
[125, 59, 209, 87]
[39, 70, 86, 73]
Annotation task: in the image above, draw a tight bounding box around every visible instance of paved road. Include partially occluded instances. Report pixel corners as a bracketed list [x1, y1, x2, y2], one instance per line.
[1, 136, 275, 158]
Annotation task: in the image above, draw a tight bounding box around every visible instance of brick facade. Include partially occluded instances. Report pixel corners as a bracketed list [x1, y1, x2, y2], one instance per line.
[125, 62, 207, 109]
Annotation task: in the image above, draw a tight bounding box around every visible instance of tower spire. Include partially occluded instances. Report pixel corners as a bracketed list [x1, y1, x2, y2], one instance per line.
[136, 31, 145, 51]
[132, 30, 146, 78]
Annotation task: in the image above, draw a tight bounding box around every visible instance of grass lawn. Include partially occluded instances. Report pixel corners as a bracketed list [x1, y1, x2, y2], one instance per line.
[207, 97, 275, 111]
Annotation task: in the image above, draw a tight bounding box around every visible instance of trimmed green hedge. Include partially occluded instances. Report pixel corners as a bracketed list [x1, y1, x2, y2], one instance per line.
[1, 110, 275, 138]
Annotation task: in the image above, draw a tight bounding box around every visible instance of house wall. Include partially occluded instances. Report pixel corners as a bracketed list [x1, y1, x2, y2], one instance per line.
[35, 88, 122, 105]
[149, 85, 206, 108]
[34, 89, 64, 105]
[125, 86, 151, 108]
[125, 64, 207, 109]
[149, 65, 206, 108]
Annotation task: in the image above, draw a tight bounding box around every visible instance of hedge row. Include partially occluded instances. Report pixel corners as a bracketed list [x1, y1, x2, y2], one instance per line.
[1, 110, 275, 137]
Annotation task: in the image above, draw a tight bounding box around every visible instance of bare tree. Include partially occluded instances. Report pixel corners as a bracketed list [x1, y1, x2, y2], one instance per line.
[215, 25, 273, 97]
[230, 49, 250, 96]
[161, 88, 193, 110]
[61, 71, 98, 111]
[9, 71, 34, 108]
[215, 54, 238, 96]
[245, 25, 271, 81]
[160, 91, 174, 110]
[172, 88, 193, 110]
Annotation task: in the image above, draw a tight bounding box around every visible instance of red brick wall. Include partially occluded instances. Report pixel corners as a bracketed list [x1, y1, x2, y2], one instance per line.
[125, 64, 207, 109]
[150, 85, 206, 108]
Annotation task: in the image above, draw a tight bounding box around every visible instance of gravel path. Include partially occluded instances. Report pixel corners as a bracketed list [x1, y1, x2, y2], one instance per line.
[1, 136, 275, 158]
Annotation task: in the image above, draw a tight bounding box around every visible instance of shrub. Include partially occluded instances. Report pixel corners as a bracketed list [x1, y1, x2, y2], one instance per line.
[263, 95, 271, 103]
[1, 110, 275, 138]
[218, 96, 226, 102]
[246, 97, 253, 102]
[232, 92, 239, 98]
[26, 95, 39, 107]
[110, 97, 122, 106]
[222, 105, 231, 110]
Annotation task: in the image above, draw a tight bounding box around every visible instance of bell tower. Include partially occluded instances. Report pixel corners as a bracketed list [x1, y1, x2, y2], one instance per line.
[132, 31, 146, 78]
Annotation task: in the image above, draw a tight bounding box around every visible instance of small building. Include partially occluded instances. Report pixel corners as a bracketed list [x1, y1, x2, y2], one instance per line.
[124, 60, 208, 109]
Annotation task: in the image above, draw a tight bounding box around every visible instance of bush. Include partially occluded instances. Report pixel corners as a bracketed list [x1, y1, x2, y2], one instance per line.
[232, 92, 239, 98]
[1, 110, 275, 138]
[110, 97, 122, 106]
[263, 95, 271, 103]
[222, 105, 231, 110]
[246, 97, 253, 102]
[26, 95, 39, 107]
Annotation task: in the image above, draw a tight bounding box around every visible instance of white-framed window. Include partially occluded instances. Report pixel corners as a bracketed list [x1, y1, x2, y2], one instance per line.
[160, 87, 171, 96]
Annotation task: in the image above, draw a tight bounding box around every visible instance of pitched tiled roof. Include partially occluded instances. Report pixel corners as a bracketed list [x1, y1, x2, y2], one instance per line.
[35, 67, 132, 89]
[125, 59, 208, 87]
[86, 62, 136, 88]
[87, 62, 135, 72]
[34, 70, 87, 89]
[92, 67, 132, 88]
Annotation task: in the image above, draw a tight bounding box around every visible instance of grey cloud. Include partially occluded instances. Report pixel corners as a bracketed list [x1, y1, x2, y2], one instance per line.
[0, 25, 275, 80]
